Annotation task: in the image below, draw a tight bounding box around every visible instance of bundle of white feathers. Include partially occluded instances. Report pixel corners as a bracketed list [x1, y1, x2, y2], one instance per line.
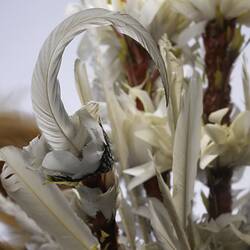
[0, 8, 170, 250]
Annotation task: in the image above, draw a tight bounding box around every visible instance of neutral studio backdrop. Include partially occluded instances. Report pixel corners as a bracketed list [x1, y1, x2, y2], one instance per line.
[1, 1, 250, 214]
[0, 0, 82, 113]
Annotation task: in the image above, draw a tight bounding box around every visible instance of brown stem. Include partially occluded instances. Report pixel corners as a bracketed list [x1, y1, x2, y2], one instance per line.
[143, 176, 163, 200]
[203, 18, 237, 124]
[203, 18, 240, 218]
[207, 167, 233, 219]
[87, 212, 118, 250]
[144, 171, 170, 201]
[81, 173, 119, 250]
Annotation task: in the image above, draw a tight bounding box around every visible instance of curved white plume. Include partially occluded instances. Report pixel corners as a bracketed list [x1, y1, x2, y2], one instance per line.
[32, 8, 169, 155]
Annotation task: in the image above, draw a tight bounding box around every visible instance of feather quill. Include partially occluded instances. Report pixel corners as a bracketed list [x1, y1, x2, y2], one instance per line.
[32, 8, 169, 155]
[172, 73, 202, 227]
[0, 146, 98, 250]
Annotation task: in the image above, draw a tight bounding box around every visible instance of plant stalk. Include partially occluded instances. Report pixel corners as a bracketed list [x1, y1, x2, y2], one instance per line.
[82, 173, 119, 250]
[203, 17, 242, 218]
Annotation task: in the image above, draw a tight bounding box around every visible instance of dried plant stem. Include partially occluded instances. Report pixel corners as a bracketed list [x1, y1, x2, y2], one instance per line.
[207, 166, 233, 219]
[203, 18, 240, 218]
[144, 177, 163, 200]
[81, 173, 119, 250]
[87, 212, 118, 250]
[203, 18, 237, 124]
[144, 171, 170, 201]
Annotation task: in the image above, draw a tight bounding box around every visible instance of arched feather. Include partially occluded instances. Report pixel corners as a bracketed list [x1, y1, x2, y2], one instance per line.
[32, 8, 169, 155]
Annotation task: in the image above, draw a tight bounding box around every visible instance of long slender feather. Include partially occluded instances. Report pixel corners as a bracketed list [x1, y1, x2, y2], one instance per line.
[172, 73, 202, 227]
[242, 55, 250, 111]
[159, 35, 183, 133]
[148, 199, 178, 250]
[0, 194, 60, 250]
[155, 170, 191, 250]
[119, 196, 136, 250]
[0, 146, 98, 250]
[103, 86, 128, 170]
[32, 8, 169, 155]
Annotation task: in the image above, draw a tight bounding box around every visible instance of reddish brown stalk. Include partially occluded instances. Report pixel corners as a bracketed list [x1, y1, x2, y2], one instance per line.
[81, 172, 119, 250]
[207, 166, 233, 219]
[143, 171, 170, 201]
[87, 212, 118, 250]
[203, 18, 237, 124]
[203, 18, 241, 219]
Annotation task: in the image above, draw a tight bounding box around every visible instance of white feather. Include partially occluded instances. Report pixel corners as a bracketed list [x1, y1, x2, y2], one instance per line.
[74, 59, 93, 105]
[208, 108, 230, 124]
[189, 0, 216, 20]
[32, 8, 169, 155]
[0, 194, 60, 250]
[155, 170, 191, 250]
[172, 73, 202, 227]
[242, 55, 250, 111]
[118, 196, 136, 250]
[148, 198, 178, 250]
[159, 35, 183, 134]
[0, 146, 98, 250]
[75, 184, 118, 220]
